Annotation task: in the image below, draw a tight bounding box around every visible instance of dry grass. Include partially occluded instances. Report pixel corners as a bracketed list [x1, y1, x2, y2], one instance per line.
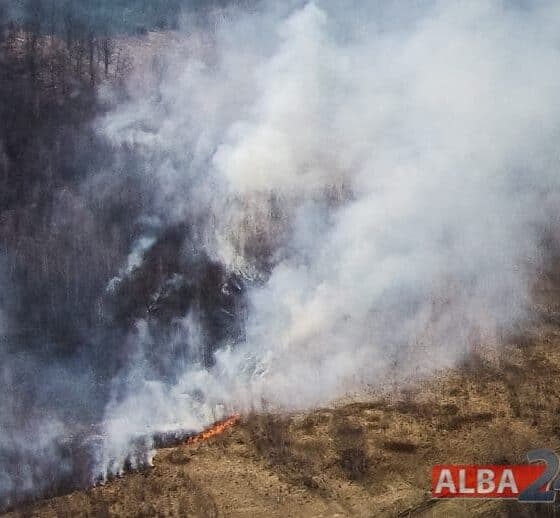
[6, 327, 560, 516]
[5, 333, 560, 517]
[5, 267, 560, 516]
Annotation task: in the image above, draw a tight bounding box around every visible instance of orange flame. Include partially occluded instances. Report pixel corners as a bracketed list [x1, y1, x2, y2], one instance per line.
[186, 414, 240, 445]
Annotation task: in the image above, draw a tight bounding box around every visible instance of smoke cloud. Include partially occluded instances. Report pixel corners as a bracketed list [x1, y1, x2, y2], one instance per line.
[2, 0, 560, 509]
[100, 0, 560, 403]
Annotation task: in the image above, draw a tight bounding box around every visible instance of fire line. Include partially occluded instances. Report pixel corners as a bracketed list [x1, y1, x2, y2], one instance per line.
[186, 414, 241, 445]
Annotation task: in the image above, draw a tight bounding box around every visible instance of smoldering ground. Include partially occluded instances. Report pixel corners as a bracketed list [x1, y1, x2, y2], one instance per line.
[2, 0, 560, 510]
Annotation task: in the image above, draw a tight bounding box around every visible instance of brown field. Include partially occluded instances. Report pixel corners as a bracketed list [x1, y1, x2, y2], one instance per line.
[5, 267, 560, 517]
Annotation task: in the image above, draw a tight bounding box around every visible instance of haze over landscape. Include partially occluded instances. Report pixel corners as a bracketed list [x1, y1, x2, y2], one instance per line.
[1, 0, 560, 514]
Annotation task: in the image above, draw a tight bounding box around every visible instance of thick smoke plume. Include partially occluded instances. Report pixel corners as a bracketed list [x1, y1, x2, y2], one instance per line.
[2, 0, 560, 509]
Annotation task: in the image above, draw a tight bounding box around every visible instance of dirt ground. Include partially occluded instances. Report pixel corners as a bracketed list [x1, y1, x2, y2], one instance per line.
[5, 268, 560, 517]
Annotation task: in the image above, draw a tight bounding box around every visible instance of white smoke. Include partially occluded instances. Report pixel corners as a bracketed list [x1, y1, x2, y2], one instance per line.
[96, 0, 560, 472]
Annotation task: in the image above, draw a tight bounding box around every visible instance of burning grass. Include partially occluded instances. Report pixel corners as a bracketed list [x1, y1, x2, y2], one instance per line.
[186, 414, 241, 447]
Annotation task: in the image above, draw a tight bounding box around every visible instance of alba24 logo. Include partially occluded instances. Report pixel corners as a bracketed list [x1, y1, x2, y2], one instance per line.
[432, 449, 560, 502]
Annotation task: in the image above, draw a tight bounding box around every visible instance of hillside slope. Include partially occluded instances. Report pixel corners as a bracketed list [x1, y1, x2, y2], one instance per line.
[6, 270, 560, 518]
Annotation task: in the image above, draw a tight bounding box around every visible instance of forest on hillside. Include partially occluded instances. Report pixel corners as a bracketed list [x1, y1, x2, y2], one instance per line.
[0, 2, 247, 508]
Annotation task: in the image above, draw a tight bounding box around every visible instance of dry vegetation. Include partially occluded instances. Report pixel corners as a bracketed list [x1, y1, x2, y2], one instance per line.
[4, 3, 560, 516]
[6, 302, 560, 516]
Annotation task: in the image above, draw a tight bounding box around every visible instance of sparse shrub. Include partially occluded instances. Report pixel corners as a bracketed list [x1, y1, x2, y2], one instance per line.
[338, 447, 370, 480]
[382, 440, 418, 453]
[246, 413, 293, 466]
[299, 415, 319, 435]
[331, 418, 371, 481]
[245, 413, 329, 491]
